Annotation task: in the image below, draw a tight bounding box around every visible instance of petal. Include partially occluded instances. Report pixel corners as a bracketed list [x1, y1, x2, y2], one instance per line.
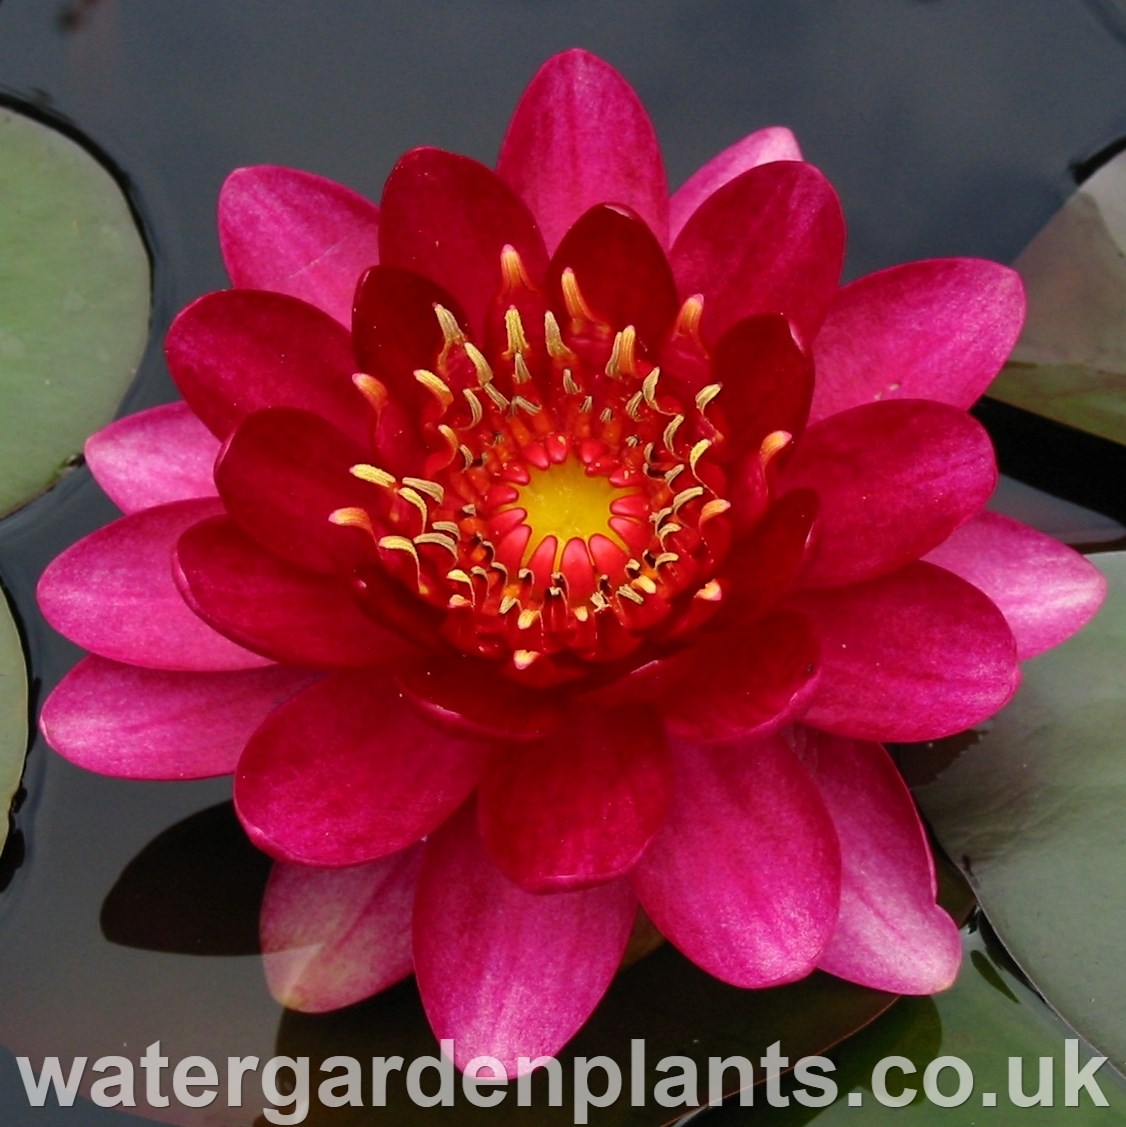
[261, 849, 419, 1013]
[234, 671, 487, 867]
[778, 399, 997, 586]
[924, 511, 1107, 659]
[709, 313, 813, 452]
[219, 165, 380, 326]
[810, 259, 1026, 421]
[414, 805, 637, 1076]
[395, 656, 565, 740]
[214, 407, 375, 575]
[379, 148, 547, 338]
[794, 561, 1019, 741]
[670, 126, 803, 241]
[660, 610, 820, 742]
[546, 204, 678, 351]
[40, 657, 315, 779]
[176, 516, 415, 668]
[165, 289, 368, 445]
[631, 734, 841, 987]
[476, 705, 671, 892]
[85, 403, 219, 513]
[670, 161, 845, 346]
[798, 730, 962, 994]
[37, 499, 270, 671]
[497, 49, 668, 252]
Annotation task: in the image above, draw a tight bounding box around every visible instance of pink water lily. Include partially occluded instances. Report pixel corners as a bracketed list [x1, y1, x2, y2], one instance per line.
[38, 49, 1104, 1076]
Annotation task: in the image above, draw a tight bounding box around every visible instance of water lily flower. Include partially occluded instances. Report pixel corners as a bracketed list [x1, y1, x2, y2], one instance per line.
[38, 49, 1105, 1076]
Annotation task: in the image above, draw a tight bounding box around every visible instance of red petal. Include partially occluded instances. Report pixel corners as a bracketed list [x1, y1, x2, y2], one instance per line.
[219, 165, 380, 326]
[40, 657, 315, 779]
[631, 734, 841, 987]
[661, 610, 820, 742]
[477, 705, 671, 892]
[670, 161, 844, 346]
[670, 126, 803, 241]
[799, 730, 962, 993]
[380, 148, 547, 338]
[214, 407, 374, 575]
[709, 313, 813, 451]
[176, 516, 415, 668]
[794, 561, 1019, 741]
[395, 656, 565, 740]
[165, 289, 367, 444]
[414, 805, 637, 1076]
[925, 511, 1107, 659]
[85, 403, 219, 514]
[779, 399, 997, 586]
[261, 849, 419, 1013]
[234, 671, 487, 866]
[546, 204, 678, 350]
[810, 259, 1026, 421]
[497, 49, 668, 252]
[37, 499, 270, 671]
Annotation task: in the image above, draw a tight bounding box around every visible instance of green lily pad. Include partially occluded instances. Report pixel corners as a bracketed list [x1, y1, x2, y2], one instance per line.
[988, 147, 1126, 444]
[915, 552, 1126, 1065]
[688, 923, 1126, 1124]
[0, 106, 150, 517]
[0, 588, 27, 857]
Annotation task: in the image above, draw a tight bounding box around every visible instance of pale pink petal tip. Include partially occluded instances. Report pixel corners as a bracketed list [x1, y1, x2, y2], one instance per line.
[219, 165, 380, 326]
[261, 850, 419, 1012]
[802, 732, 962, 994]
[926, 511, 1107, 660]
[414, 807, 637, 1077]
[85, 402, 220, 514]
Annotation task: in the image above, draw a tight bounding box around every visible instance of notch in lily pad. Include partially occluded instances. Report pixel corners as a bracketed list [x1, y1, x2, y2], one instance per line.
[0, 102, 150, 517]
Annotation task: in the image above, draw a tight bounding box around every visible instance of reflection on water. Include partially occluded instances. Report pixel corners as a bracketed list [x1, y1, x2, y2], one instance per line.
[1, 2, 1126, 1124]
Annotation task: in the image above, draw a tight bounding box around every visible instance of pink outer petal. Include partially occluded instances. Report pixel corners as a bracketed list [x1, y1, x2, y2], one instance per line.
[175, 516, 417, 669]
[793, 561, 1019, 742]
[40, 657, 316, 780]
[669, 126, 803, 241]
[261, 848, 420, 1013]
[37, 499, 271, 672]
[631, 735, 841, 988]
[219, 165, 380, 326]
[165, 289, 369, 446]
[477, 705, 671, 892]
[234, 671, 488, 867]
[798, 730, 962, 993]
[810, 259, 1026, 422]
[85, 403, 219, 514]
[379, 148, 548, 339]
[924, 511, 1107, 660]
[414, 805, 637, 1077]
[777, 399, 997, 587]
[497, 49, 669, 252]
[670, 160, 845, 346]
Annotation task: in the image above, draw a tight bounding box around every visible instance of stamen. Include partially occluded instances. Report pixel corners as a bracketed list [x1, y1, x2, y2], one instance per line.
[662, 415, 684, 453]
[561, 268, 596, 322]
[500, 245, 533, 290]
[511, 395, 540, 415]
[694, 383, 722, 413]
[350, 464, 396, 488]
[674, 294, 705, 339]
[352, 372, 389, 411]
[563, 369, 581, 395]
[463, 342, 494, 386]
[759, 429, 793, 469]
[642, 367, 662, 410]
[512, 353, 533, 384]
[544, 310, 574, 359]
[504, 307, 530, 356]
[512, 649, 539, 670]
[415, 532, 458, 557]
[396, 486, 431, 527]
[688, 439, 712, 475]
[462, 388, 484, 427]
[377, 535, 420, 562]
[484, 383, 510, 411]
[328, 507, 374, 534]
[414, 369, 454, 411]
[402, 477, 444, 504]
[606, 326, 637, 379]
[433, 304, 464, 346]
[625, 391, 644, 421]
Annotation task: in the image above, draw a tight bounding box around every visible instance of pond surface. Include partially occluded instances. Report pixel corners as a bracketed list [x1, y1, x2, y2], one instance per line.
[1, 2, 1125, 1124]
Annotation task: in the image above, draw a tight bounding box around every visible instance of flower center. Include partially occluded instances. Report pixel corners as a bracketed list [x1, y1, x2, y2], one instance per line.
[337, 251, 738, 681]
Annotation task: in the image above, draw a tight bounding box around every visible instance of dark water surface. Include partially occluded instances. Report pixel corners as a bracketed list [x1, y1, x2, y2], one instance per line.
[1, 2, 1125, 1124]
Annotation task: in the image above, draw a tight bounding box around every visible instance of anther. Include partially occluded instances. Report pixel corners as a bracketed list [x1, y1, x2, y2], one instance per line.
[462, 388, 484, 427]
[352, 372, 389, 411]
[544, 310, 574, 360]
[463, 342, 494, 386]
[500, 245, 533, 291]
[504, 307, 530, 356]
[414, 369, 454, 411]
[402, 477, 444, 504]
[561, 268, 596, 322]
[513, 353, 533, 384]
[350, 464, 396, 488]
[484, 383, 510, 411]
[695, 383, 722, 413]
[562, 369, 581, 395]
[433, 304, 464, 346]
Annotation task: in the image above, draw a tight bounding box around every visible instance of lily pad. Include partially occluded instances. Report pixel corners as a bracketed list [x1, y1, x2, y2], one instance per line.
[916, 552, 1126, 1065]
[0, 105, 149, 517]
[687, 922, 1126, 1124]
[0, 589, 26, 857]
[988, 146, 1126, 445]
